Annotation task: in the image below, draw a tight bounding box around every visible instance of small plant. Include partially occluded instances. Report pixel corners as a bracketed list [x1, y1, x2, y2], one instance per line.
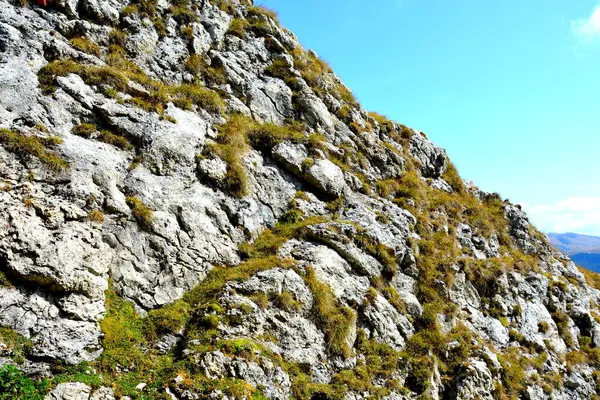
[273, 291, 301, 312]
[184, 54, 207, 75]
[264, 58, 298, 87]
[0, 129, 68, 171]
[98, 130, 133, 150]
[0, 365, 49, 400]
[72, 123, 97, 138]
[87, 210, 105, 223]
[125, 196, 153, 231]
[304, 266, 356, 358]
[227, 18, 249, 38]
[70, 37, 102, 57]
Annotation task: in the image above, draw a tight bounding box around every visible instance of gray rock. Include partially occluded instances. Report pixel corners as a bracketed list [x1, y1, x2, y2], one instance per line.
[305, 159, 346, 197]
[46, 382, 91, 400]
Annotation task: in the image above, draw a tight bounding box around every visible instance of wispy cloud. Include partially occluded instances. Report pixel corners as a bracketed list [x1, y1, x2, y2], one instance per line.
[522, 197, 600, 236]
[571, 4, 600, 42]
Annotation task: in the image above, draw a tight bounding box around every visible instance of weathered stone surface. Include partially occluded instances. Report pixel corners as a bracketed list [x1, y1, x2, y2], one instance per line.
[1, 0, 600, 398]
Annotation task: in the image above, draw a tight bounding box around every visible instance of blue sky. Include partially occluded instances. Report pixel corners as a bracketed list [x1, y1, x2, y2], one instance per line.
[261, 0, 600, 235]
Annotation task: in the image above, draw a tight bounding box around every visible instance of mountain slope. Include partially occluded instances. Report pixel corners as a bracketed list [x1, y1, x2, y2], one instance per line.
[549, 232, 600, 272]
[549, 232, 600, 254]
[1, 1, 600, 399]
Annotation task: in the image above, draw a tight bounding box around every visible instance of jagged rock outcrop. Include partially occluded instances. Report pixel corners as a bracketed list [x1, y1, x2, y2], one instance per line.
[1, 0, 600, 399]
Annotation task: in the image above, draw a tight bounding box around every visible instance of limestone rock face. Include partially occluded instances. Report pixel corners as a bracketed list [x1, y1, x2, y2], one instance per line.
[1, 0, 600, 399]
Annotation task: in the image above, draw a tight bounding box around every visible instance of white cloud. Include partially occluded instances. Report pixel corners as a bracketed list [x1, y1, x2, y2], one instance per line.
[571, 4, 600, 42]
[521, 197, 600, 236]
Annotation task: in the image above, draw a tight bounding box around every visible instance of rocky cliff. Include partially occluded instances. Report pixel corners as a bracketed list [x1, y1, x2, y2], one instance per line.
[1, 0, 600, 399]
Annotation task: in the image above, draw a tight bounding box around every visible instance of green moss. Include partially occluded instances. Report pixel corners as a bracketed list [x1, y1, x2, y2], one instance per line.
[0, 129, 69, 171]
[0, 271, 12, 288]
[125, 196, 153, 231]
[147, 300, 191, 337]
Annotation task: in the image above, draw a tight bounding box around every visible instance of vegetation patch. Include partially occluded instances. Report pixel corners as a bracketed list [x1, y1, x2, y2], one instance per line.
[304, 266, 356, 358]
[125, 196, 153, 231]
[0, 129, 69, 171]
[69, 37, 101, 57]
[0, 365, 49, 400]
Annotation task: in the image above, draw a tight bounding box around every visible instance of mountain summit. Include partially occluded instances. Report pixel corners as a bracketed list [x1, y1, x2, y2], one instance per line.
[1, 1, 600, 399]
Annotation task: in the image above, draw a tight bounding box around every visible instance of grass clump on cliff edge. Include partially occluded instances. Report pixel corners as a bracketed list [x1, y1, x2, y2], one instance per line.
[125, 196, 153, 231]
[207, 114, 308, 198]
[69, 37, 101, 57]
[304, 266, 356, 358]
[38, 59, 224, 116]
[207, 113, 253, 197]
[0, 129, 69, 171]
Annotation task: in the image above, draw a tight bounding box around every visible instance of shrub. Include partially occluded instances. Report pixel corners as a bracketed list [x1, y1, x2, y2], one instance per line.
[0, 129, 69, 171]
[125, 196, 153, 231]
[69, 37, 101, 57]
[0, 365, 49, 400]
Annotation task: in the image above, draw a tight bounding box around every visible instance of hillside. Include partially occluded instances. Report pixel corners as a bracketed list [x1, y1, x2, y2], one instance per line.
[549, 232, 600, 272]
[549, 232, 600, 255]
[1, 0, 600, 399]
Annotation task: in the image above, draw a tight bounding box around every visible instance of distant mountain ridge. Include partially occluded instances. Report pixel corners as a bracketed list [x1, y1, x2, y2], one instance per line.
[548, 232, 600, 254]
[549, 232, 600, 273]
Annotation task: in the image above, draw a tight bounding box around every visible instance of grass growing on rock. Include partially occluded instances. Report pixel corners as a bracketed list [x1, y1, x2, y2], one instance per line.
[0, 129, 69, 171]
[38, 59, 224, 116]
[69, 37, 101, 57]
[125, 196, 153, 231]
[304, 266, 356, 358]
[206, 114, 308, 197]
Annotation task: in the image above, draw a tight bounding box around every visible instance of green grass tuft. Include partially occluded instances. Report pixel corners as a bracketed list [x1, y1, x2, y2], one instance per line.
[0, 129, 69, 171]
